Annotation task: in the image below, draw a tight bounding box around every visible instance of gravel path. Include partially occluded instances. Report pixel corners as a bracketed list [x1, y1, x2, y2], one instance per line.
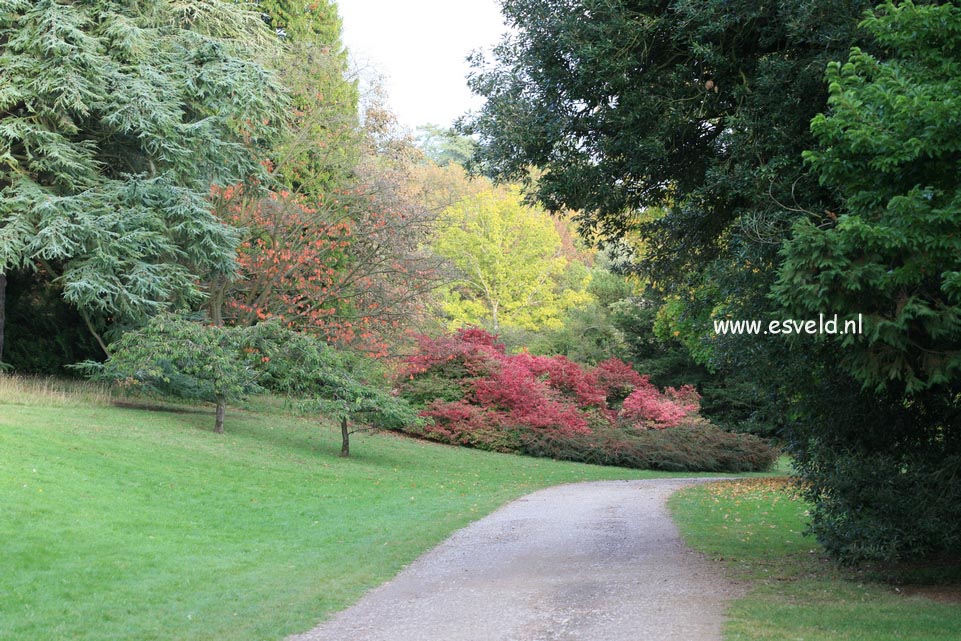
[289, 478, 742, 641]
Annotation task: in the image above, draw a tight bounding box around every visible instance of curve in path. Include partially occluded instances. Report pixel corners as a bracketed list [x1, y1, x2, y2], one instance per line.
[289, 478, 742, 641]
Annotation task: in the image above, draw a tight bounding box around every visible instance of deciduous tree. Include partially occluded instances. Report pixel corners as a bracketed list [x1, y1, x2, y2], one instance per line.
[87, 315, 260, 433]
[433, 185, 591, 332]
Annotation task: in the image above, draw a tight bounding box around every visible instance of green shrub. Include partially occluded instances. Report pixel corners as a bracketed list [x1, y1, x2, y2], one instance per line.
[398, 371, 466, 406]
[788, 368, 961, 562]
[520, 418, 778, 473]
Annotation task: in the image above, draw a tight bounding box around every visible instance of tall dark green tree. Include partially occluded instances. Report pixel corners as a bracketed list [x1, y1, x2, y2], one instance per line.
[773, 1, 961, 561]
[0, 0, 287, 362]
[257, 0, 359, 197]
[460, 0, 871, 432]
[257, 0, 344, 44]
[461, 0, 869, 260]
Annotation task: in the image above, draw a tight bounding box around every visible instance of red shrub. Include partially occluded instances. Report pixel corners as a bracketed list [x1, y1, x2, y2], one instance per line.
[456, 327, 506, 350]
[538, 355, 607, 409]
[399, 328, 706, 449]
[419, 400, 520, 452]
[472, 357, 590, 435]
[665, 385, 701, 414]
[400, 329, 501, 379]
[620, 381, 701, 429]
[594, 357, 647, 405]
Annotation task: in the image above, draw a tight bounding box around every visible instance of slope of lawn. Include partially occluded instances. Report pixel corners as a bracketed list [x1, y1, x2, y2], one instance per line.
[0, 378, 717, 641]
[670, 479, 961, 641]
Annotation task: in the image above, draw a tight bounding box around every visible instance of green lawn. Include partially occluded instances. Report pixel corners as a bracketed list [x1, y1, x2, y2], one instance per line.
[1, 381, 717, 641]
[670, 478, 961, 641]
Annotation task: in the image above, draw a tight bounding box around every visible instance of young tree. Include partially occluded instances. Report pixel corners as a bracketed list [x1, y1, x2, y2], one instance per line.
[87, 316, 418, 445]
[88, 315, 260, 433]
[0, 0, 287, 356]
[244, 322, 418, 456]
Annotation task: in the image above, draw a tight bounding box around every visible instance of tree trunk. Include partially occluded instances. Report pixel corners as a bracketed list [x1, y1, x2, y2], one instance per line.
[0, 272, 6, 365]
[209, 272, 226, 327]
[214, 396, 226, 434]
[80, 310, 111, 358]
[340, 416, 350, 457]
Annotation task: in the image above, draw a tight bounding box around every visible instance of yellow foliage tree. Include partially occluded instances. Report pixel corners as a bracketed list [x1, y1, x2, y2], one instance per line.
[433, 185, 592, 332]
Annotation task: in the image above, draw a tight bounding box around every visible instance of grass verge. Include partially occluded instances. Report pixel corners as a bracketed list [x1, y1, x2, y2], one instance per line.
[1, 381, 724, 641]
[669, 478, 961, 641]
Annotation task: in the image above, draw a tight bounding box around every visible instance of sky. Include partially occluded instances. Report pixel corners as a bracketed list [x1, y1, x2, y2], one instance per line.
[337, 0, 508, 132]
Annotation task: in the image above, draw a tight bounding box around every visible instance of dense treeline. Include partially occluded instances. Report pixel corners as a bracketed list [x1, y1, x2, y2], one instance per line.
[461, 0, 961, 562]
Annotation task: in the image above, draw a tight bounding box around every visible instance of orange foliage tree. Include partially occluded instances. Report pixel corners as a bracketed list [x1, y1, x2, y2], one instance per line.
[212, 175, 443, 356]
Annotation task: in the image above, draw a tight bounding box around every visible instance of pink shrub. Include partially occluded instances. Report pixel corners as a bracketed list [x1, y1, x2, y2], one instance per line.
[665, 385, 701, 414]
[594, 357, 647, 405]
[399, 327, 703, 443]
[620, 381, 701, 429]
[530, 354, 607, 409]
[472, 357, 590, 435]
[401, 328, 502, 378]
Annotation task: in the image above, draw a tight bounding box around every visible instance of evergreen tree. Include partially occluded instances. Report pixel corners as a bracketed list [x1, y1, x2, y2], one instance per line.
[256, 0, 359, 197]
[0, 0, 287, 358]
[774, 1, 961, 561]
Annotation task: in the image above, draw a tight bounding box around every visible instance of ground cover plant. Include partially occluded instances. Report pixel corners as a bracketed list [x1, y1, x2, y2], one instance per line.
[396, 328, 777, 472]
[0, 378, 726, 641]
[670, 479, 961, 641]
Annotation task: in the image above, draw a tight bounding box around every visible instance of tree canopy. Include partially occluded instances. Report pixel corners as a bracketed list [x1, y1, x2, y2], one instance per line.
[433, 184, 591, 332]
[460, 0, 871, 273]
[0, 0, 287, 353]
[775, 0, 961, 394]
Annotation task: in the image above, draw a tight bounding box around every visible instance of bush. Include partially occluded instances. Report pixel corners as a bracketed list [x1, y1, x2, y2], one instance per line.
[620, 383, 700, 428]
[397, 328, 777, 472]
[787, 363, 961, 562]
[520, 419, 778, 472]
[414, 400, 523, 453]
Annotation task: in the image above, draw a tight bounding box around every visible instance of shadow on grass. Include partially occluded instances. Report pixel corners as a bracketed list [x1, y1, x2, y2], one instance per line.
[112, 399, 211, 414]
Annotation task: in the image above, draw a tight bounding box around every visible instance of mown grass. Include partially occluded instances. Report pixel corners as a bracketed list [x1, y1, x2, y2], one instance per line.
[669, 478, 961, 641]
[0, 376, 731, 641]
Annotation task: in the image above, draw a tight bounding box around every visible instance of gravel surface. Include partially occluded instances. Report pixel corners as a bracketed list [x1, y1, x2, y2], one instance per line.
[289, 478, 742, 641]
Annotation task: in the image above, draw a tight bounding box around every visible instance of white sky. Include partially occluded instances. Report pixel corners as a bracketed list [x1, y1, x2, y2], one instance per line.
[337, 0, 508, 131]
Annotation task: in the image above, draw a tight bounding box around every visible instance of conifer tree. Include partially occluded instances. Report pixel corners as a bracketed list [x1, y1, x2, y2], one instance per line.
[0, 0, 288, 357]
